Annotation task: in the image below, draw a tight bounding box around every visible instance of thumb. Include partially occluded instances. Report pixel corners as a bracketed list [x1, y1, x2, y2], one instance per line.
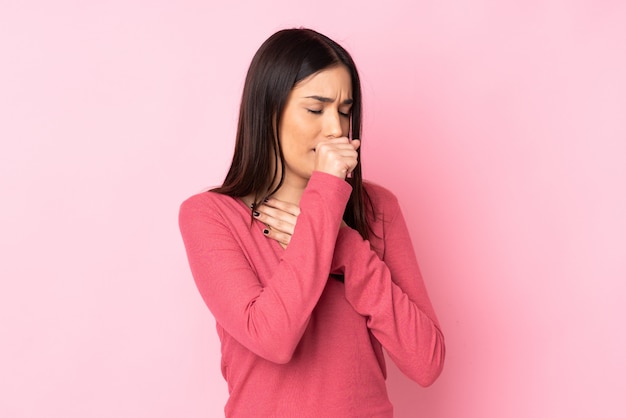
[351, 139, 361, 151]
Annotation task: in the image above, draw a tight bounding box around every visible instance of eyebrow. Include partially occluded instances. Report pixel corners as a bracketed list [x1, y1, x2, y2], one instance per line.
[304, 95, 354, 105]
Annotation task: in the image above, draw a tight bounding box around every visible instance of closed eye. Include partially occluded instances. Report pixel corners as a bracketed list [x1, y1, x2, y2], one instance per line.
[307, 109, 351, 118]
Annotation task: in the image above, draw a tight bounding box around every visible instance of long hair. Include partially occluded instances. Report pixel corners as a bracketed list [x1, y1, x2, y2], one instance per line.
[213, 28, 374, 240]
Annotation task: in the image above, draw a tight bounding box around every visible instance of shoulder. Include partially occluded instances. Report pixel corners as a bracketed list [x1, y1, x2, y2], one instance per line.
[181, 190, 223, 212]
[179, 190, 242, 226]
[363, 180, 401, 220]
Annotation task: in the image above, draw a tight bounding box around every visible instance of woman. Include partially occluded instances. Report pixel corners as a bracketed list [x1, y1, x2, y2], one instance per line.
[179, 28, 445, 417]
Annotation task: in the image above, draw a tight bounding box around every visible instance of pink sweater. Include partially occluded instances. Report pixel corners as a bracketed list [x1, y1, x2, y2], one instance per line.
[179, 171, 445, 417]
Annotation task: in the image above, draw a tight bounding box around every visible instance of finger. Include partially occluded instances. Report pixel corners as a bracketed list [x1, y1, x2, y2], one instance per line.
[325, 136, 351, 145]
[350, 139, 361, 151]
[315, 143, 359, 156]
[262, 197, 301, 216]
[315, 139, 352, 152]
[254, 212, 296, 236]
[262, 227, 292, 246]
[260, 216, 296, 236]
[314, 147, 358, 164]
[254, 205, 297, 235]
[314, 139, 360, 178]
[255, 202, 298, 225]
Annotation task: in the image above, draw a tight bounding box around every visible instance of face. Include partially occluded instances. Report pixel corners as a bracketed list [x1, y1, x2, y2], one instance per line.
[277, 65, 353, 187]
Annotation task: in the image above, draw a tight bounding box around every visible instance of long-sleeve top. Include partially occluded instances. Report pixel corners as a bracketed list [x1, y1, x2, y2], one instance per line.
[179, 171, 445, 417]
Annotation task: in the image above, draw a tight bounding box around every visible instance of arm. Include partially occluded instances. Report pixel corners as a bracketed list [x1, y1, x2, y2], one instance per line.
[179, 172, 351, 364]
[331, 199, 445, 386]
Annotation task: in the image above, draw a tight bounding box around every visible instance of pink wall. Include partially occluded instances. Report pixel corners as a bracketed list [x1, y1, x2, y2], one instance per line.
[2, 1, 625, 417]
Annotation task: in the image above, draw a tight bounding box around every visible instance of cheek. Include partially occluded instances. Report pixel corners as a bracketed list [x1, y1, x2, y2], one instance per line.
[280, 128, 310, 164]
[342, 119, 351, 136]
[285, 119, 314, 147]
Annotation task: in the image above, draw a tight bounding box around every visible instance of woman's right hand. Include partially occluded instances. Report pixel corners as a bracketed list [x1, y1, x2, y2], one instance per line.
[314, 137, 361, 179]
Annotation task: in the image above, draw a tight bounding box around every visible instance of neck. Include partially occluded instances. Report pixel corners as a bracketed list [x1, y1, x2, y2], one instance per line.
[270, 175, 307, 205]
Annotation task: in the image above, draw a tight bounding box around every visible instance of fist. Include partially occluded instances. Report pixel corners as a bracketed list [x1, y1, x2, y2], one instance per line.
[313, 137, 361, 179]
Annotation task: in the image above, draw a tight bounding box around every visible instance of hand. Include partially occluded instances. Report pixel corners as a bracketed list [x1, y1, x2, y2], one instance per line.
[314, 137, 361, 179]
[254, 197, 300, 248]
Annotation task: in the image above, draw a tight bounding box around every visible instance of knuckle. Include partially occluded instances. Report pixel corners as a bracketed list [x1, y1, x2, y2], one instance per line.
[275, 219, 287, 231]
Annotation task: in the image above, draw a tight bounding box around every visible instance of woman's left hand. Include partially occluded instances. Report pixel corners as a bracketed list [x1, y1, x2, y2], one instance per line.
[254, 197, 300, 247]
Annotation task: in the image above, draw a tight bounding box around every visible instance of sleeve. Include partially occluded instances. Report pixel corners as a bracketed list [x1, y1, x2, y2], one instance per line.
[330, 197, 445, 387]
[179, 172, 352, 364]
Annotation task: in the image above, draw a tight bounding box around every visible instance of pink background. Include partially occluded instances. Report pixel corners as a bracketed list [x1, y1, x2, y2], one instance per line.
[2, 1, 625, 417]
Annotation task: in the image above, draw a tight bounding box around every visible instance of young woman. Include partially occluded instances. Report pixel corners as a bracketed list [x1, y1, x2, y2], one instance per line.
[179, 28, 445, 417]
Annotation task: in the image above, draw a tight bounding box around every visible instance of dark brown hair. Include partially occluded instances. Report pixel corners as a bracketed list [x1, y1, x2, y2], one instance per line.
[213, 28, 374, 239]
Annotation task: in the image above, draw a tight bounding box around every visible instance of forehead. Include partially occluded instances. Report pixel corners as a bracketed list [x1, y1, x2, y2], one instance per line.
[292, 66, 352, 97]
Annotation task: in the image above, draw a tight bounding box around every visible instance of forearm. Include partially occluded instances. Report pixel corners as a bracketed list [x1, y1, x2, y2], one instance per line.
[332, 219, 445, 386]
[179, 172, 351, 363]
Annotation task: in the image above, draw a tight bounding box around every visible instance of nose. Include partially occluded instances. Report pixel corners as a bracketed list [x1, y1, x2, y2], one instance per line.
[323, 110, 343, 139]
